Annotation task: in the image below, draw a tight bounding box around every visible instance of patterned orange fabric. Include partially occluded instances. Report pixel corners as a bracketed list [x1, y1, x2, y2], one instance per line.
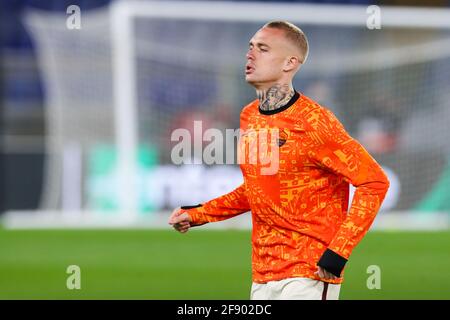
[185, 93, 390, 284]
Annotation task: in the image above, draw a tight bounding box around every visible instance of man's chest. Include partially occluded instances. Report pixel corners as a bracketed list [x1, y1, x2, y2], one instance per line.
[238, 112, 315, 177]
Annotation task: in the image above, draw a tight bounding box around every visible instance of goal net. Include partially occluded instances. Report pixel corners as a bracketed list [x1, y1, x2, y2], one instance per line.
[7, 1, 450, 228]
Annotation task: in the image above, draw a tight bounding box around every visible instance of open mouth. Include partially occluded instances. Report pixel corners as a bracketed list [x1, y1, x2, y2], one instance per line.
[245, 65, 255, 74]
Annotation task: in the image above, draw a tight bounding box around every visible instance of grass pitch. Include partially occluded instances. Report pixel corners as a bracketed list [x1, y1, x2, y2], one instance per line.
[0, 228, 449, 299]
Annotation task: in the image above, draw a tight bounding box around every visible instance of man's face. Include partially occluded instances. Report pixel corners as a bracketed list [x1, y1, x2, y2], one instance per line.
[245, 27, 292, 88]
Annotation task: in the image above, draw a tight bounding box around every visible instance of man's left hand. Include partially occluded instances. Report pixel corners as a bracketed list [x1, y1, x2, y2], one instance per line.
[314, 266, 337, 280]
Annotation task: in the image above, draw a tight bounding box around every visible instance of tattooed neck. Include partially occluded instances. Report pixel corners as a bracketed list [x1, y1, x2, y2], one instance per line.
[257, 84, 295, 112]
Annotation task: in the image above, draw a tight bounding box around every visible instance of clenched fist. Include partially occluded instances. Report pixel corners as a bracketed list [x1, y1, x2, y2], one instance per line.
[168, 207, 193, 233]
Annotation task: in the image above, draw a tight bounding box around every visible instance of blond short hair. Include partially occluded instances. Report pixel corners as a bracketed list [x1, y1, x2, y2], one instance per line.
[263, 21, 309, 64]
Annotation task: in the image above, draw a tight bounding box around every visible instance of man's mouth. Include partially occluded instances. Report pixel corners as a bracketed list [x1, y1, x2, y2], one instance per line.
[245, 64, 255, 74]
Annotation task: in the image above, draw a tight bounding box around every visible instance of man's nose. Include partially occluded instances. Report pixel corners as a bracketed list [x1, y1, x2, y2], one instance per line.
[246, 49, 254, 60]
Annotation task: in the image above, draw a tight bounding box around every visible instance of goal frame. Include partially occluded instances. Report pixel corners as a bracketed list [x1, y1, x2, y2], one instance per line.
[109, 0, 450, 218]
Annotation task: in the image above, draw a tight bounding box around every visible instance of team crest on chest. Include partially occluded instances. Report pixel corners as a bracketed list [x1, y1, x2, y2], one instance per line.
[277, 129, 289, 147]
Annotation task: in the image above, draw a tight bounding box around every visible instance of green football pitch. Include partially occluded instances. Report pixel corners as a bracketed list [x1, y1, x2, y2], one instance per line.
[0, 227, 449, 299]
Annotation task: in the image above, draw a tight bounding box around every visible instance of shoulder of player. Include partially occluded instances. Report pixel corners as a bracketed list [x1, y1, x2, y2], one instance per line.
[240, 99, 259, 116]
[296, 94, 342, 130]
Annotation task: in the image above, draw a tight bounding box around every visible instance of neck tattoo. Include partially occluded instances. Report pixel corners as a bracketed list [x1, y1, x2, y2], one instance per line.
[258, 84, 295, 112]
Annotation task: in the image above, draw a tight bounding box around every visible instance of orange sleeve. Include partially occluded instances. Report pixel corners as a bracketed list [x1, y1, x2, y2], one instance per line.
[183, 183, 251, 226]
[308, 108, 390, 260]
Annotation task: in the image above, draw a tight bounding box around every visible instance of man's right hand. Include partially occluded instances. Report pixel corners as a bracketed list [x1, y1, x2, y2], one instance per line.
[168, 207, 193, 233]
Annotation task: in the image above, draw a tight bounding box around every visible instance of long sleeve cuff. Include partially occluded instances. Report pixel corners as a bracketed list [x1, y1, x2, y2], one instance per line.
[180, 204, 202, 210]
[317, 248, 348, 277]
[180, 204, 205, 226]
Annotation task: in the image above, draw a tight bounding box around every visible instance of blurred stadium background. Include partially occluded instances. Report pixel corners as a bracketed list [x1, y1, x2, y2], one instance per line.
[0, 0, 450, 299]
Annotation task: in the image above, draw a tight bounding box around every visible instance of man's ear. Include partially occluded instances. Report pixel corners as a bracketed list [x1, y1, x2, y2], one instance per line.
[283, 56, 300, 72]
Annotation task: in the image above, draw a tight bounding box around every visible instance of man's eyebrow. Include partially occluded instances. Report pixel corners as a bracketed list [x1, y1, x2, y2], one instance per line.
[249, 41, 270, 48]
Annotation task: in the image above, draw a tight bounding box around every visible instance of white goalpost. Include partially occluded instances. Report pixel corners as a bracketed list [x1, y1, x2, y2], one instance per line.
[3, 1, 450, 229]
[110, 0, 450, 226]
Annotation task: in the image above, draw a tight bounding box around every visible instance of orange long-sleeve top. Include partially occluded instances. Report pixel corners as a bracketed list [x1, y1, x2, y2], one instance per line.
[183, 92, 390, 284]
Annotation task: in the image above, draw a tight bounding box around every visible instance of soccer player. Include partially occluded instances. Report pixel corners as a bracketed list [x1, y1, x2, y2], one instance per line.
[168, 21, 390, 300]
